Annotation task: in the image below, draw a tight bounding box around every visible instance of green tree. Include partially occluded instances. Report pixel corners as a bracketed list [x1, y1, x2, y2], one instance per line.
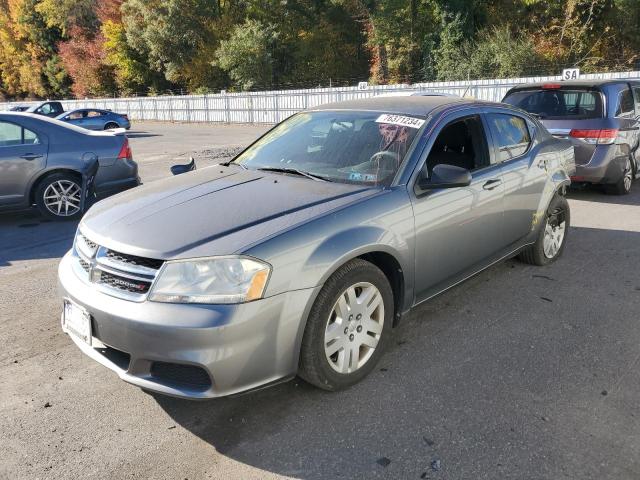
[121, 0, 223, 90]
[214, 19, 275, 90]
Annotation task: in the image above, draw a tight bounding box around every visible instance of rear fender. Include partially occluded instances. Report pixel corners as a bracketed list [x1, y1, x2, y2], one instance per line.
[526, 148, 572, 241]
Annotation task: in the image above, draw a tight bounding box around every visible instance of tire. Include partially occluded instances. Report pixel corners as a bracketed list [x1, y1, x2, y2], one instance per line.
[604, 157, 633, 195]
[518, 194, 570, 266]
[298, 258, 394, 391]
[34, 172, 84, 221]
[104, 122, 119, 130]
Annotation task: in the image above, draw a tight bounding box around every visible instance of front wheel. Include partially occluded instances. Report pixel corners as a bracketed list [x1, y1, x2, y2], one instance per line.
[518, 195, 570, 266]
[298, 259, 394, 391]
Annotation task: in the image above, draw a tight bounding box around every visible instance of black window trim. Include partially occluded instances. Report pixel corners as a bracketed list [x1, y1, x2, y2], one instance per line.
[411, 109, 496, 197]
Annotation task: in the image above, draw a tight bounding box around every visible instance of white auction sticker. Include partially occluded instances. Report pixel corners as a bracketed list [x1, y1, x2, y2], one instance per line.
[375, 114, 425, 129]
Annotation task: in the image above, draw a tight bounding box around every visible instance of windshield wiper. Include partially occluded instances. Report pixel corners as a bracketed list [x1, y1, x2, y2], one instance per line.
[220, 160, 247, 169]
[257, 167, 331, 182]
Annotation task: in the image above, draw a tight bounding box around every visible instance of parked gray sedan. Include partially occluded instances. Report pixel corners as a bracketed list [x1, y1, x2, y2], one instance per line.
[0, 113, 139, 220]
[56, 109, 131, 131]
[58, 97, 575, 399]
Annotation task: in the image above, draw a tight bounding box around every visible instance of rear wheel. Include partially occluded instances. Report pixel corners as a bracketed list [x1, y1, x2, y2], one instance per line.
[298, 259, 393, 391]
[604, 157, 633, 195]
[104, 122, 119, 130]
[34, 173, 83, 220]
[518, 195, 570, 266]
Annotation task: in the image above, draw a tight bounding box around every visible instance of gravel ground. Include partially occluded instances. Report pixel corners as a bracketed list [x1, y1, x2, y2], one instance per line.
[1, 122, 639, 480]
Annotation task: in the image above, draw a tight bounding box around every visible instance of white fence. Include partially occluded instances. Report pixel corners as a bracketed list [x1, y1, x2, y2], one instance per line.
[4, 70, 640, 125]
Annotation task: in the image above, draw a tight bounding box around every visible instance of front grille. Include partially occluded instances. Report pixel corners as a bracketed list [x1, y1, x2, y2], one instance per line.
[150, 362, 212, 391]
[73, 232, 163, 301]
[76, 233, 98, 258]
[79, 258, 90, 273]
[98, 270, 152, 294]
[105, 250, 164, 270]
[80, 235, 97, 251]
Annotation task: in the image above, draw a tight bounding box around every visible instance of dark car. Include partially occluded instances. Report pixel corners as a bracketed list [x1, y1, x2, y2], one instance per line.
[59, 96, 575, 399]
[25, 101, 65, 118]
[56, 109, 131, 131]
[503, 80, 640, 194]
[8, 105, 29, 112]
[0, 113, 139, 220]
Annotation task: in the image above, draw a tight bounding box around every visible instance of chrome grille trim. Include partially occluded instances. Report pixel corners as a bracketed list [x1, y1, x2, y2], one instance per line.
[71, 233, 164, 302]
[76, 233, 98, 259]
[96, 248, 159, 277]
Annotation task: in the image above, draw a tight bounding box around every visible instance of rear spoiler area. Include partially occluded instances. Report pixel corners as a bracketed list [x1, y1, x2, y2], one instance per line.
[88, 127, 127, 137]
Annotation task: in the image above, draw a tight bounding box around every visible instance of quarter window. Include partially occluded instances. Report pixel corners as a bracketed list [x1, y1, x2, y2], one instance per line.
[0, 122, 40, 147]
[488, 114, 531, 162]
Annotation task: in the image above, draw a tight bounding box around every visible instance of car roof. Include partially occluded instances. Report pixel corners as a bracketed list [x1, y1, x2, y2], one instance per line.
[375, 91, 459, 98]
[310, 96, 469, 117]
[508, 79, 639, 91]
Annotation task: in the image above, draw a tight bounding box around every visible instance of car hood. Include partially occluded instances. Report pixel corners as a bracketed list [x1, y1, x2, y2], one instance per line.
[81, 166, 376, 259]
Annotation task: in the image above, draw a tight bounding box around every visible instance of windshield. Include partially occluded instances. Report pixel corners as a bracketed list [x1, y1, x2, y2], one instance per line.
[234, 111, 424, 186]
[503, 89, 603, 120]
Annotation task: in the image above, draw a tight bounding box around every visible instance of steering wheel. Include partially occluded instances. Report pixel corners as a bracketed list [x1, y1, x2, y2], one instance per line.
[369, 150, 400, 167]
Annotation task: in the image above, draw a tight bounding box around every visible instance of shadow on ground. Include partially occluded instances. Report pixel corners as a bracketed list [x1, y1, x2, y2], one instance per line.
[154, 224, 640, 479]
[126, 130, 162, 139]
[0, 211, 78, 266]
[567, 183, 640, 206]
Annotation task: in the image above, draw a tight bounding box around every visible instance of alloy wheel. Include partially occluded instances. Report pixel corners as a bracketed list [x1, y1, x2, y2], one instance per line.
[623, 158, 633, 192]
[43, 180, 81, 217]
[542, 208, 566, 259]
[324, 282, 384, 374]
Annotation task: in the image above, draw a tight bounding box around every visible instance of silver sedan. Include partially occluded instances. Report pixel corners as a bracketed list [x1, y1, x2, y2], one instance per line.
[58, 96, 575, 399]
[0, 113, 139, 220]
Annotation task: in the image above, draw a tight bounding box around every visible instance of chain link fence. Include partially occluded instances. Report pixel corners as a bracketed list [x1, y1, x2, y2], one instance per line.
[3, 70, 640, 125]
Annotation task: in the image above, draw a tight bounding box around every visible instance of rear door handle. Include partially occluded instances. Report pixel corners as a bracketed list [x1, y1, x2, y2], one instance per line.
[20, 153, 43, 160]
[482, 179, 502, 190]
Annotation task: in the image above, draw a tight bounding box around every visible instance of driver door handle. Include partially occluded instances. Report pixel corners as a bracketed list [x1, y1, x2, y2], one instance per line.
[482, 179, 502, 190]
[20, 153, 43, 161]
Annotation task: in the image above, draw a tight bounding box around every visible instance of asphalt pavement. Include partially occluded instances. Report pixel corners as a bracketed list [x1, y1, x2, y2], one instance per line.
[1, 122, 639, 480]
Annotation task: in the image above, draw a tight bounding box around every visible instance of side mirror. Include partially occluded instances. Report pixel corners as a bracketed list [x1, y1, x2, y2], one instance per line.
[418, 164, 472, 189]
[170, 157, 196, 176]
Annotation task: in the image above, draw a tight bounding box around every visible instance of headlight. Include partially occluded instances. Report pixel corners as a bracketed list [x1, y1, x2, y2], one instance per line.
[148, 257, 271, 304]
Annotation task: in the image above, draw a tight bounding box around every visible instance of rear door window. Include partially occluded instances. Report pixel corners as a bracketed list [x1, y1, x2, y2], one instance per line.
[0, 122, 39, 147]
[487, 114, 531, 162]
[632, 86, 640, 114]
[616, 88, 635, 117]
[503, 89, 603, 119]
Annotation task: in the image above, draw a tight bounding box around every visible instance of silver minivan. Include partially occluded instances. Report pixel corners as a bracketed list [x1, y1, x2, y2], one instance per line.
[503, 80, 640, 194]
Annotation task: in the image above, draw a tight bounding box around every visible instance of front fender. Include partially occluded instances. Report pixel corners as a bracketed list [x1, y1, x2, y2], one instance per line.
[248, 188, 415, 305]
[309, 226, 409, 287]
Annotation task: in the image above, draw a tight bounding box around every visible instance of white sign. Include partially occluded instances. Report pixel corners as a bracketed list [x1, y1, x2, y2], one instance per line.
[357, 81, 369, 90]
[562, 68, 580, 80]
[375, 114, 425, 129]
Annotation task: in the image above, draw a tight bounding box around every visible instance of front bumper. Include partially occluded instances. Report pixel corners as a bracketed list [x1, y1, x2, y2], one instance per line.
[58, 252, 317, 399]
